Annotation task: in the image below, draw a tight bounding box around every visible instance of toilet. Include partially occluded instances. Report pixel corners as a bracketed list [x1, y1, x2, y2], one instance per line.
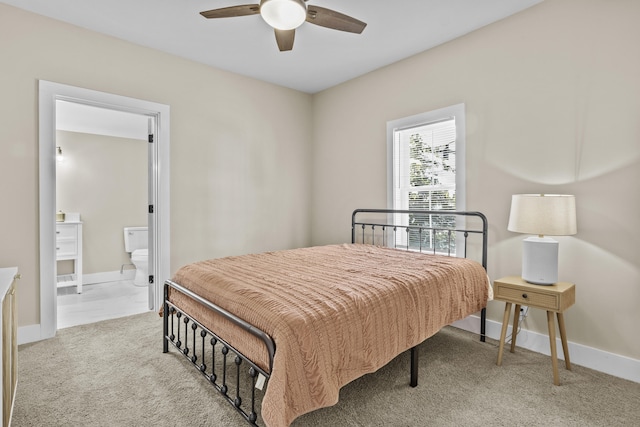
[123, 227, 148, 287]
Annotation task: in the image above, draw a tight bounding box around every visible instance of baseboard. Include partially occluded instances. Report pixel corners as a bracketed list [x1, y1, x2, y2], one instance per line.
[83, 269, 135, 285]
[453, 314, 640, 384]
[17, 324, 42, 345]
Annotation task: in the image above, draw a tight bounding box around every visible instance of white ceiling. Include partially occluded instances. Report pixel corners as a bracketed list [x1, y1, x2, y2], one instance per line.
[3, 0, 542, 94]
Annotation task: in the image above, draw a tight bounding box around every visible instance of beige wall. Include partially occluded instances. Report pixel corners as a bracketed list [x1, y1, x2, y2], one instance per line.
[56, 131, 147, 274]
[311, 0, 640, 360]
[1, 0, 638, 366]
[0, 4, 312, 326]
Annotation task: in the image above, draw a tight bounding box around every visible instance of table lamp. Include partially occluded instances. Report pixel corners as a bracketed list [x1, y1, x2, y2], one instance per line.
[507, 194, 577, 285]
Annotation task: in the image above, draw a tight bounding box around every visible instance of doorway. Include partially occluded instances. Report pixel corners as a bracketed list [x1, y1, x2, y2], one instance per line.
[38, 81, 170, 340]
[55, 101, 150, 328]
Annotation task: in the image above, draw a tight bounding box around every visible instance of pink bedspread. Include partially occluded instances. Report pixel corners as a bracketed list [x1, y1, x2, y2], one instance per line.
[170, 244, 490, 426]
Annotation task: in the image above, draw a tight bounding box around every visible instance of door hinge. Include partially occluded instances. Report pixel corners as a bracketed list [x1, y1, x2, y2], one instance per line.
[148, 134, 154, 143]
[149, 275, 154, 284]
[148, 205, 154, 214]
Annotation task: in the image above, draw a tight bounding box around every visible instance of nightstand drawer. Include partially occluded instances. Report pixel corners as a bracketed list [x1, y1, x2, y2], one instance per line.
[493, 276, 575, 313]
[494, 285, 559, 310]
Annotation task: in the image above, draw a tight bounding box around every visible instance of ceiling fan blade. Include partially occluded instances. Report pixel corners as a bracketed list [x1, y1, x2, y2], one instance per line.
[306, 5, 367, 34]
[200, 4, 260, 19]
[275, 29, 295, 51]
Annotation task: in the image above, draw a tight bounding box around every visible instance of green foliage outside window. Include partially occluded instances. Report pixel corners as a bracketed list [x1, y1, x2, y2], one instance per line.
[407, 132, 456, 252]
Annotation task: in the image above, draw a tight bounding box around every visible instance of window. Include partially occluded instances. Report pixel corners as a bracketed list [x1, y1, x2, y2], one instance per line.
[387, 104, 465, 253]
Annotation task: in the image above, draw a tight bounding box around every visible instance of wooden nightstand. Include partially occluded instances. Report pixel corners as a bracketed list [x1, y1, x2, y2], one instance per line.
[494, 276, 575, 385]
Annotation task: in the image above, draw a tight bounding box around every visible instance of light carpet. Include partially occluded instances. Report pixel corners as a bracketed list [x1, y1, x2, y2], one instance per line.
[13, 312, 640, 426]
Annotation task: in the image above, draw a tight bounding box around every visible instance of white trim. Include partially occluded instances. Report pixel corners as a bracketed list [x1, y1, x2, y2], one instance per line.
[451, 314, 481, 334]
[454, 315, 640, 384]
[38, 80, 170, 341]
[17, 324, 42, 345]
[82, 270, 136, 285]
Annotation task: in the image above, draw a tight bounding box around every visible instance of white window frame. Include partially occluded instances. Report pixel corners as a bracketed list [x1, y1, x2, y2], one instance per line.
[386, 103, 466, 253]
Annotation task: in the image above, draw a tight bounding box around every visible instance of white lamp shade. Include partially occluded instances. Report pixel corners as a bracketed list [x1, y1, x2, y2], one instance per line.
[508, 194, 577, 236]
[260, 0, 307, 30]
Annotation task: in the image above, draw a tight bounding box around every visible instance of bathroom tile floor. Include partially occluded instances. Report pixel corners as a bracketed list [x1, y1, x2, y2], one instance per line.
[57, 279, 151, 329]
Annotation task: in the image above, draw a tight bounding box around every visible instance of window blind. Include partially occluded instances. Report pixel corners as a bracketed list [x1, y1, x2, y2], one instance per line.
[393, 117, 457, 251]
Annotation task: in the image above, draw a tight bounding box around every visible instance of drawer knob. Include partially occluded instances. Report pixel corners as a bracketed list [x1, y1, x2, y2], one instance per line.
[522, 293, 528, 299]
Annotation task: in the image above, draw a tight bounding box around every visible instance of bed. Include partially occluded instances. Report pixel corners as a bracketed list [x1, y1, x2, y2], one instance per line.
[163, 209, 491, 427]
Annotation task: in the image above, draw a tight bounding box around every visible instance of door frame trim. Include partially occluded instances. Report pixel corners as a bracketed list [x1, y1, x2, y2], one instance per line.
[38, 80, 170, 340]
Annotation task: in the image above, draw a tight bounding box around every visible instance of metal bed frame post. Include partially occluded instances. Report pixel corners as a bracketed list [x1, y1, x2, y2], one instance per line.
[163, 281, 169, 353]
[351, 208, 489, 388]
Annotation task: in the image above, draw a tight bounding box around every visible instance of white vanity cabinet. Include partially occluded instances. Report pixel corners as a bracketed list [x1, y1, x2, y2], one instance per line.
[56, 221, 83, 293]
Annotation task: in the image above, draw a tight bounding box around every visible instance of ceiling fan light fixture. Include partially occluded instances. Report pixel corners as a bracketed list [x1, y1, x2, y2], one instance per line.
[260, 0, 307, 31]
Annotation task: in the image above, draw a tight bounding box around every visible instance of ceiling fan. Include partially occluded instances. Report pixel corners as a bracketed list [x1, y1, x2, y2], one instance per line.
[200, 0, 367, 52]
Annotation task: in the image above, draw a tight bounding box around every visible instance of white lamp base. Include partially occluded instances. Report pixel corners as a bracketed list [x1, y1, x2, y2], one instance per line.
[522, 236, 558, 285]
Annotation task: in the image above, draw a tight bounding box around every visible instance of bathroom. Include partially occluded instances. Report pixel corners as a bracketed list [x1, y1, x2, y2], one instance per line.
[55, 102, 150, 328]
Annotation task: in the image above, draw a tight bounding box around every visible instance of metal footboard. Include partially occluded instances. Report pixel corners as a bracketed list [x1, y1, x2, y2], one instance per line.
[163, 279, 275, 426]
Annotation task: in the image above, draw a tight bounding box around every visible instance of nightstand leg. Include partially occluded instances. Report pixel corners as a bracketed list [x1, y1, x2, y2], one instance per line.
[557, 312, 572, 370]
[510, 304, 521, 353]
[547, 311, 560, 385]
[497, 302, 512, 366]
